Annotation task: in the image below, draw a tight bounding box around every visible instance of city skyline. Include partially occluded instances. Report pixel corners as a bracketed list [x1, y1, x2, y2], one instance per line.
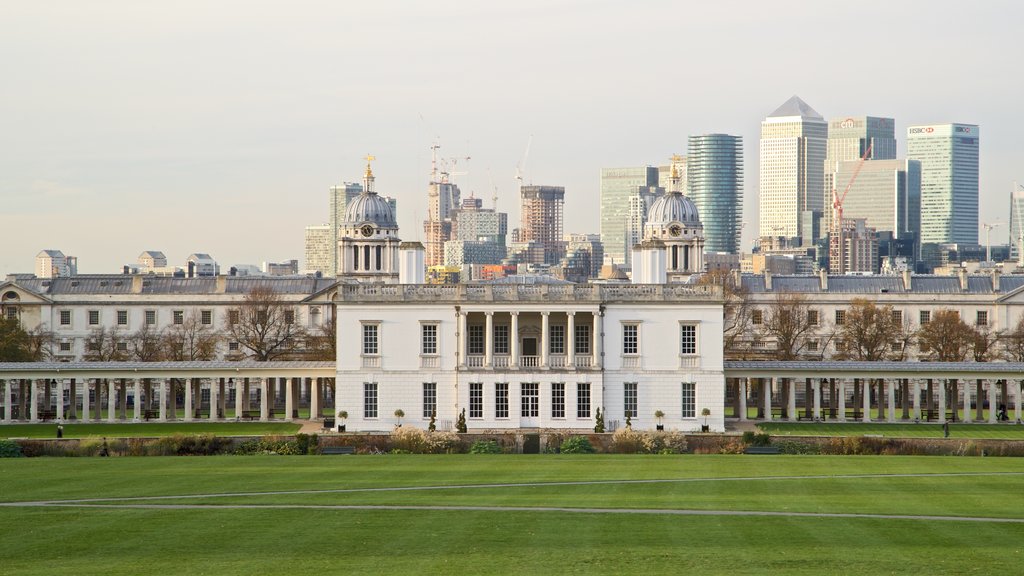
[2, 1, 1021, 276]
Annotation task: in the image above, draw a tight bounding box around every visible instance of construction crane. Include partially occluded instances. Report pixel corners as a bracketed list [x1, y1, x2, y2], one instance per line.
[982, 221, 1002, 263]
[1014, 182, 1024, 268]
[515, 135, 533, 190]
[829, 143, 873, 274]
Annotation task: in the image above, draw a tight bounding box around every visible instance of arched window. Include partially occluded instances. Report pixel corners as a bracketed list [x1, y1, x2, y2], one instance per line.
[671, 246, 678, 270]
[364, 245, 371, 270]
[375, 246, 382, 271]
[353, 246, 360, 271]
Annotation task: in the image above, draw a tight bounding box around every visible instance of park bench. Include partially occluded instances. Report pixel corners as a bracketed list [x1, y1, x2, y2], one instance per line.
[39, 410, 57, 421]
[744, 446, 781, 455]
[321, 446, 355, 455]
[241, 410, 259, 421]
[322, 418, 335, 429]
[143, 410, 159, 421]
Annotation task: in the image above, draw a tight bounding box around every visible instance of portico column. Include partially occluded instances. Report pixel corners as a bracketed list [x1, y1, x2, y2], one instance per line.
[938, 382, 947, 424]
[2, 380, 11, 423]
[484, 312, 494, 368]
[738, 379, 748, 421]
[541, 311, 550, 369]
[219, 378, 227, 419]
[69, 379, 78, 420]
[837, 379, 846, 422]
[912, 380, 920, 421]
[260, 379, 270, 421]
[285, 378, 294, 422]
[963, 382, 972, 423]
[886, 380, 895, 423]
[184, 379, 194, 422]
[243, 379, 251, 411]
[510, 312, 520, 369]
[159, 380, 168, 421]
[594, 308, 604, 369]
[310, 378, 321, 420]
[567, 312, 576, 368]
[235, 379, 244, 419]
[457, 311, 467, 369]
[118, 380, 127, 420]
[862, 379, 872, 423]
[787, 379, 797, 422]
[82, 380, 91, 422]
[107, 380, 116, 423]
[44, 380, 52, 419]
[133, 380, 142, 422]
[209, 378, 219, 421]
[764, 378, 773, 421]
[988, 380, 998, 424]
[55, 379, 65, 422]
[28, 379, 39, 422]
[1015, 380, 1023, 423]
[812, 379, 821, 421]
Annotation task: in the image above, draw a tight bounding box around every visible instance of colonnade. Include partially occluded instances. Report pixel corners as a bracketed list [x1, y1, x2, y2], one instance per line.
[730, 377, 1024, 423]
[457, 309, 603, 370]
[0, 376, 335, 423]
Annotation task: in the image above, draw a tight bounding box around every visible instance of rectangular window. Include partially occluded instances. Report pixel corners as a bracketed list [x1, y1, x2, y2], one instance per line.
[551, 383, 565, 418]
[59, 341, 72, 352]
[752, 309, 763, 325]
[550, 325, 565, 355]
[976, 310, 988, 327]
[521, 383, 539, 418]
[576, 383, 591, 418]
[284, 310, 295, 324]
[201, 310, 213, 325]
[116, 310, 128, 326]
[680, 324, 697, 355]
[681, 382, 696, 418]
[4, 307, 15, 321]
[624, 382, 638, 418]
[920, 310, 931, 325]
[495, 383, 509, 418]
[891, 310, 903, 325]
[59, 310, 71, 326]
[362, 323, 379, 355]
[88, 310, 100, 326]
[228, 342, 240, 351]
[807, 339, 819, 352]
[808, 310, 819, 326]
[422, 383, 437, 419]
[116, 341, 128, 352]
[421, 324, 438, 355]
[469, 383, 483, 419]
[145, 310, 156, 325]
[575, 324, 591, 355]
[493, 324, 509, 354]
[468, 325, 485, 355]
[835, 310, 846, 326]
[172, 310, 184, 325]
[622, 323, 639, 355]
[229, 310, 239, 325]
[363, 382, 378, 418]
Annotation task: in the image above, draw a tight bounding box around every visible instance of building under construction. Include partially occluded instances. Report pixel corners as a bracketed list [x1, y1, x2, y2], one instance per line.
[518, 185, 565, 265]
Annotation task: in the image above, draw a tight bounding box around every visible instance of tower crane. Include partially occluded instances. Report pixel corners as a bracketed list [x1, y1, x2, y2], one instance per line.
[1014, 182, 1024, 268]
[515, 135, 533, 190]
[829, 143, 872, 274]
[982, 221, 1001, 264]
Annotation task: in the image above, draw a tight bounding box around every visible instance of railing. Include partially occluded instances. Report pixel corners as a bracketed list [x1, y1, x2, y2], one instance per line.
[679, 356, 700, 369]
[420, 356, 440, 369]
[337, 283, 722, 303]
[493, 355, 510, 369]
[466, 355, 485, 368]
[520, 356, 539, 368]
[549, 355, 567, 368]
[621, 356, 641, 369]
[361, 356, 381, 369]
[574, 356, 593, 368]
[458, 354, 597, 370]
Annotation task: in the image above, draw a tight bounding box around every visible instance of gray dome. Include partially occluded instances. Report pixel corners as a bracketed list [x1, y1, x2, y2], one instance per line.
[647, 192, 700, 225]
[344, 193, 396, 227]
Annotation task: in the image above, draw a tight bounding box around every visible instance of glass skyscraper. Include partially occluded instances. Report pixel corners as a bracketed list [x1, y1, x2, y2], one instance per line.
[686, 134, 743, 254]
[823, 116, 897, 235]
[600, 166, 660, 267]
[906, 124, 979, 245]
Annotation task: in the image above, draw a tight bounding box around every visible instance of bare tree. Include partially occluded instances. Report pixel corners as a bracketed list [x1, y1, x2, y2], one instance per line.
[1001, 316, 1024, 362]
[917, 309, 973, 362]
[223, 285, 305, 361]
[759, 292, 820, 361]
[305, 306, 337, 361]
[834, 299, 902, 361]
[83, 327, 129, 361]
[162, 310, 219, 361]
[697, 269, 752, 359]
[128, 323, 165, 361]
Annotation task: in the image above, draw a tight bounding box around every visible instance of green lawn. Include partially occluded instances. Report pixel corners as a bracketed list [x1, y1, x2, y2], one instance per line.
[759, 421, 1024, 439]
[0, 421, 302, 439]
[1, 455, 1023, 575]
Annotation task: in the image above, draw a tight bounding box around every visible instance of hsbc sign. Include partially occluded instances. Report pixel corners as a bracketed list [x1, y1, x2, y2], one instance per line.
[909, 127, 935, 134]
[955, 126, 971, 133]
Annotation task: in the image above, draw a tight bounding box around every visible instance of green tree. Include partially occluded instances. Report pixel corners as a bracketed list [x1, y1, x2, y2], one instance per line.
[917, 309, 973, 362]
[835, 299, 902, 361]
[0, 317, 33, 361]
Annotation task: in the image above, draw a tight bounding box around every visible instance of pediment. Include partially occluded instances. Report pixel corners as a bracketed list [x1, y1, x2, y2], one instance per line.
[0, 282, 52, 305]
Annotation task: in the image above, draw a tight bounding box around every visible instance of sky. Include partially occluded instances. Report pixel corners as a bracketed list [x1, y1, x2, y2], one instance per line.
[2, 1, 1022, 276]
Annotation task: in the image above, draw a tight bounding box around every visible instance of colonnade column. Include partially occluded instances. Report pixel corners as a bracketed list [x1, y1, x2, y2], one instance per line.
[1015, 380, 1023, 423]
[594, 308, 603, 369]
[837, 380, 846, 422]
[260, 379, 270, 421]
[28, 379, 39, 422]
[962, 382, 972, 423]
[862, 380, 872, 423]
[3, 380, 12, 423]
[912, 380, 920, 421]
[787, 379, 797, 422]
[738, 379, 748, 421]
[567, 312, 576, 368]
[219, 378, 227, 419]
[184, 379, 194, 422]
[988, 380, 998, 424]
[510, 312, 520, 369]
[133, 380, 142, 422]
[209, 378, 219, 421]
[159, 380, 168, 421]
[541, 311, 550, 369]
[82, 380, 91, 422]
[937, 382, 947, 424]
[285, 378, 294, 422]
[763, 378, 773, 421]
[310, 378, 321, 420]
[55, 379, 65, 422]
[235, 379, 244, 420]
[105, 380, 116, 422]
[484, 312, 493, 369]
[69, 379, 77, 420]
[886, 380, 896, 423]
[457, 311, 467, 369]
[812, 379, 821, 421]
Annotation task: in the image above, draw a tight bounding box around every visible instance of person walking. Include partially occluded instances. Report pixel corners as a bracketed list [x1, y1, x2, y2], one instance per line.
[943, 421, 950, 438]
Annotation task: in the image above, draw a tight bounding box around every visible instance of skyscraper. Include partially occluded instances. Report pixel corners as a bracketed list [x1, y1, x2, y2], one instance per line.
[687, 134, 744, 253]
[519, 185, 565, 265]
[906, 124, 980, 245]
[831, 159, 920, 242]
[1008, 184, 1024, 265]
[823, 116, 897, 234]
[759, 96, 827, 241]
[600, 166, 660, 266]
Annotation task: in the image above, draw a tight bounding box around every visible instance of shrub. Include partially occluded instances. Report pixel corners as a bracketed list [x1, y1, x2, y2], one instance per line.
[456, 408, 467, 433]
[469, 440, 502, 454]
[295, 433, 318, 455]
[156, 434, 226, 456]
[649, 431, 688, 454]
[424, 431, 462, 454]
[391, 426, 428, 453]
[234, 436, 301, 455]
[0, 439, 23, 458]
[611, 427, 654, 454]
[560, 436, 596, 454]
[773, 440, 820, 455]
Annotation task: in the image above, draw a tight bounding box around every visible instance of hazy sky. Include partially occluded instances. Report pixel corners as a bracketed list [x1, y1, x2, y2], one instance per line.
[2, 1, 1021, 276]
